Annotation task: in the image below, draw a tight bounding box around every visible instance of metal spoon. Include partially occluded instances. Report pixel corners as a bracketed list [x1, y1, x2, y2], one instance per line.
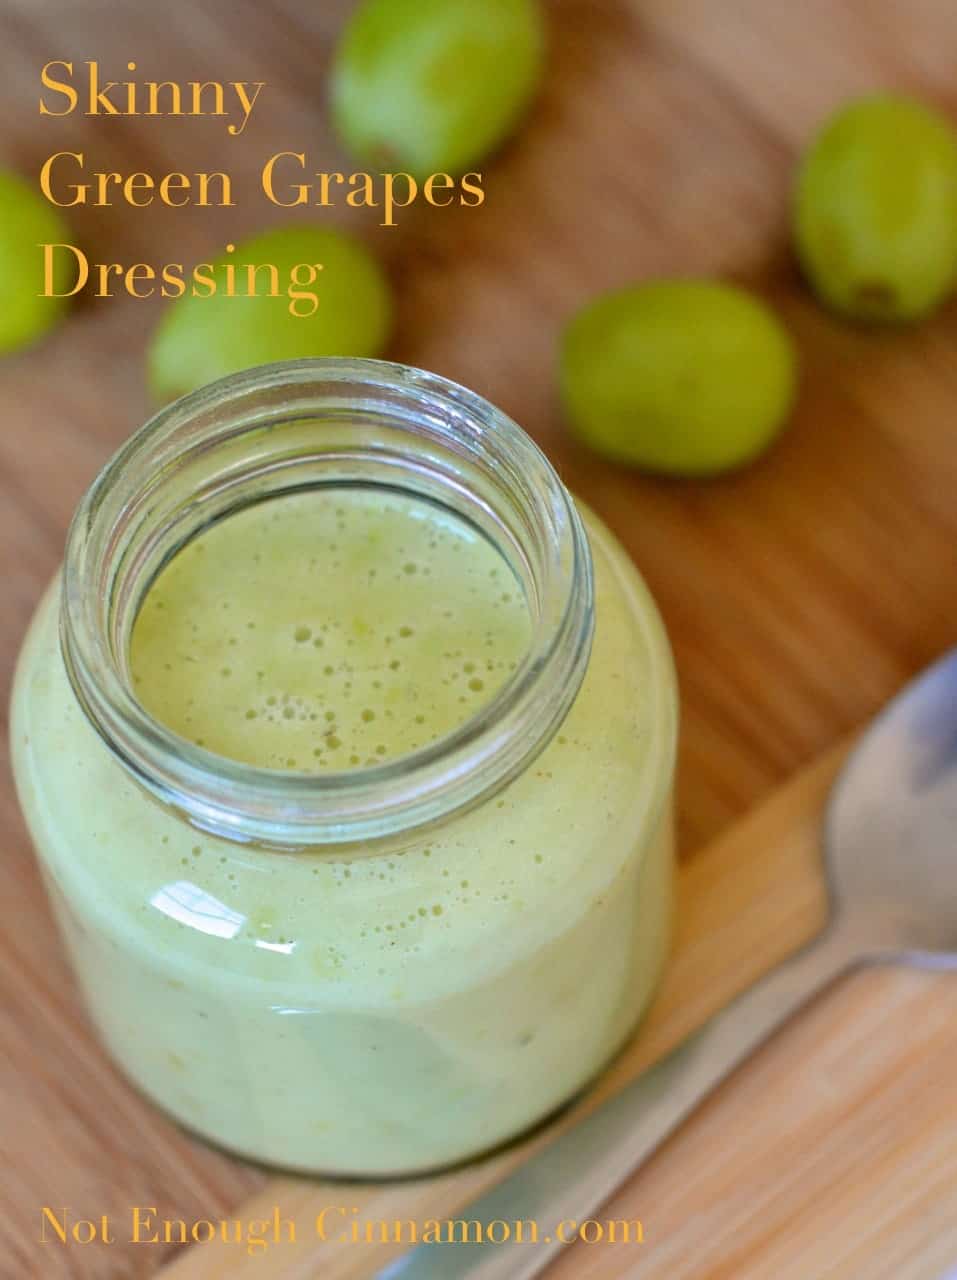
[380, 647, 957, 1280]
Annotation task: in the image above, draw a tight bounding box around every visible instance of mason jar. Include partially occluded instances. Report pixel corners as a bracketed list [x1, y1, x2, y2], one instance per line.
[10, 359, 678, 1177]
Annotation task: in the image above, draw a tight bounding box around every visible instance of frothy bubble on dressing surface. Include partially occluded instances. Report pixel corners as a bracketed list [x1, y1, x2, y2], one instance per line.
[129, 489, 534, 771]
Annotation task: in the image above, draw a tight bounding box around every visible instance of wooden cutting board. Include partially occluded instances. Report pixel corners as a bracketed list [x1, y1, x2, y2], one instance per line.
[137, 744, 957, 1280]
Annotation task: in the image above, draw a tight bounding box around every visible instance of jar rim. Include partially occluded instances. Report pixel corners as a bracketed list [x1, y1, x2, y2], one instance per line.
[60, 358, 595, 847]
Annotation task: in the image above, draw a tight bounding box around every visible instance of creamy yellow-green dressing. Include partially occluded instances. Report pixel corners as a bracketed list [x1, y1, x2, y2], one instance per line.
[12, 494, 676, 1175]
[130, 490, 532, 770]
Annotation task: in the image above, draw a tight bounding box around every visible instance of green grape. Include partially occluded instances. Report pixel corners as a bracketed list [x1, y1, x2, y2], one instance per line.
[794, 95, 957, 321]
[0, 169, 73, 353]
[560, 281, 798, 477]
[148, 225, 392, 402]
[331, 0, 545, 179]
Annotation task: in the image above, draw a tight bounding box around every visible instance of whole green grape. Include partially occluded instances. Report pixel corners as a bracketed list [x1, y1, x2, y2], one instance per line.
[794, 95, 957, 321]
[148, 226, 393, 402]
[0, 169, 73, 353]
[560, 281, 798, 477]
[331, 0, 545, 179]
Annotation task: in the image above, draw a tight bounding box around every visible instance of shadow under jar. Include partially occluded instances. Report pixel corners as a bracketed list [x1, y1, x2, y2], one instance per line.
[11, 359, 678, 1177]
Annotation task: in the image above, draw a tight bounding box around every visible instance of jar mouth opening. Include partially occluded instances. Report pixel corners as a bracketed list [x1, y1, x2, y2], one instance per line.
[61, 359, 594, 847]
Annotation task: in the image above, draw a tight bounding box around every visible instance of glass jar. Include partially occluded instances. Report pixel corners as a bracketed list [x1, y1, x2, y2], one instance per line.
[10, 359, 677, 1177]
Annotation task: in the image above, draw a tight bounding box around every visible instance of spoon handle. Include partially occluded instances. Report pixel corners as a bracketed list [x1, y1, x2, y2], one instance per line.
[379, 928, 854, 1280]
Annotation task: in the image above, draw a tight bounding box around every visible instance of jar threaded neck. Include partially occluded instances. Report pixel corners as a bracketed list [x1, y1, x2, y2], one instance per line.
[61, 359, 594, 847]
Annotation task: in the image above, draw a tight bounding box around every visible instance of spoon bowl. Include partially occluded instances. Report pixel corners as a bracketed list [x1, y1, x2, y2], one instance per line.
[827, 646, 957, 956]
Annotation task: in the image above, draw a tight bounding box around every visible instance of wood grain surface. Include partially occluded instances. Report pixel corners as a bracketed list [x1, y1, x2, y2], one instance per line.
[1, 0, 956, 1276]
